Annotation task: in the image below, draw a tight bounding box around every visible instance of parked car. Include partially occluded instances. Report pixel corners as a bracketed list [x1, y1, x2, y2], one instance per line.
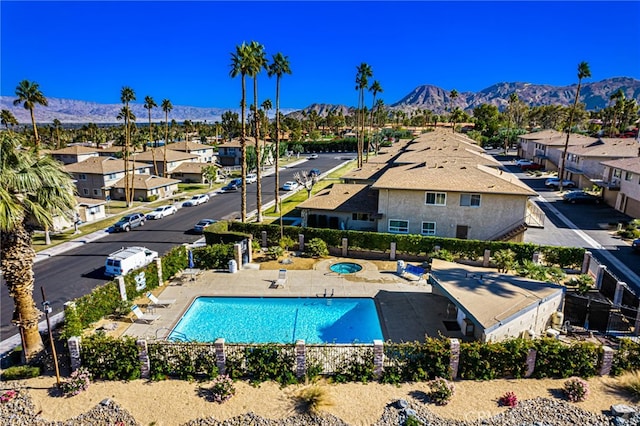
[146, 204, 177, 220]
[308, 168, 321, 177]
[113, 213, 146, 232]
[308, 154, 319, 159]
[220, 183, 239, 193]
[183, 194, 210, 207]
[282, 181, 299, 191]
[193, 219, 217, 234]
[105, 246, 158, 277]
[245, 173, 257, 184]
[520, 162, 544, 171]
[545, 178, 576, 189]
[632, 238, 640, 252]
[562, 191, 601, 204]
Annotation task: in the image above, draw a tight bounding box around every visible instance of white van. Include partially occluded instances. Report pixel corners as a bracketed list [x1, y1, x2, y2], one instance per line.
[105, 246, 159, 277]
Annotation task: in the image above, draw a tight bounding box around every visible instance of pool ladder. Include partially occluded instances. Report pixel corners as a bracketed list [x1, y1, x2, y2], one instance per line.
[156, 327, 191, 342]
[316, 288, 334, 298]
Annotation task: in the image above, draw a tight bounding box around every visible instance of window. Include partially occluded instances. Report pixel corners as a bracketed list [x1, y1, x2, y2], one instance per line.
[78, 173, 87, 180]
[421, 222, 436, 235]
[92, 189, 101, 196]
[82, 188, 89, 195]
[388, 219, 408, 234]
[460, 193, 481, 207]
[107, 173, 117, 180]
[625, 171, 633, 181]
[352, 213, 370, 221]
[425, 192, 446, 206]
[613, 169, 622, 178]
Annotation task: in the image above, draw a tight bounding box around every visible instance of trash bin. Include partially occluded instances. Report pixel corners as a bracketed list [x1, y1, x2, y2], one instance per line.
[396, 260, 405, 275]
[228, 259, 237, 274]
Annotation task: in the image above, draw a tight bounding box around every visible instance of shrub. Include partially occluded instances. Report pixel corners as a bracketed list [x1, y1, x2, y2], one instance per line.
[295, 382, 333, 414]
[60, 367, 92, 397]
[0, 365, 40, 381]
[304, 238, 328, 258]
[428, 377, 455, 405]
[493, 249, 517, 273]
[618, 370, 640, 399]
[267, 245, 284, 260]
[428, 249, 455, 262]
[563, 377, 590, 402]
[208, 375, 235, 403]
[498, 391, 518, 407]
[279, 236, 296, 250]
[568, 274, 594, 295]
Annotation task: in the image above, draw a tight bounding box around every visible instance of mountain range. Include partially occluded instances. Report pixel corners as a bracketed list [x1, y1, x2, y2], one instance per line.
[1, 77, 638, 124]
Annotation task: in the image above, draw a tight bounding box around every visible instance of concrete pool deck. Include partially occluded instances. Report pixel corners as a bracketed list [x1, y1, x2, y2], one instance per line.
[123, 259, 462, 343]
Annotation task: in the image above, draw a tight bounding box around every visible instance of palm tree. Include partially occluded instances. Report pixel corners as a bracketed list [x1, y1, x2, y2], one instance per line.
[558, 61, 591, 191]
[449, 89, 458, 132]
[161, 99, 173, 177]
[245, 41, 268, 222]
[230, 42, 252, 222]
[51, 118, 62, 149]
[119, 87, 136, 206]
[1, 109, 19, 130]
[268, 53, 292, 214]
[367, 80, 383, 162]
[355, 63, 373, 168]
[13, 80, 48, 152]
[144, 96, 159, 175]
[0, 132, 76, 359]
[504, 93, 519, 153]
[608, 89, 625, 136]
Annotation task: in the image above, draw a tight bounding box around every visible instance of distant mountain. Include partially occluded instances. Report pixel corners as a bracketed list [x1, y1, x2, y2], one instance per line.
[285, 103, 352, 120]
[0, 97, 297, 125]
[391, 77, 640, 113]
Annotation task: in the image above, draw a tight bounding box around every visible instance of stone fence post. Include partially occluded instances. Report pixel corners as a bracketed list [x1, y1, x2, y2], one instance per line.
[137, 339, 150, 379]
[581, 251, 592, 275]
[613, 282, 626, 306]
[215, 338, 226, 375]
[600, 346, 615, 376]
[373, 340, 384, 378]
[295, 340, 306, 379]
[67, 336, 82, 372]
[299, 234, 305, 252]
[117, 276, 127, 301]
[261, 231, 268, 248]
[524, 348, 537, 378]
[595, 265, 607, 290]
[449, 338, 460, 379]
[389, 242, 396, 261]
[155, 257, 163, 286]
[341, 238, 348, 257]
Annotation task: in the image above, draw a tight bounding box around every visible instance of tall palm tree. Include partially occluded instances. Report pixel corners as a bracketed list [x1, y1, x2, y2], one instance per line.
[245, 41, 268, 222]
[119, 87, 136, 206]
[608, 89, 625, 136]
[230, 42, 252, 222]
[161, 99, 173, 177]
[1, 109, 19, 130]
[144, 96, 159, 175]
[367, 80, 382, 162]
[355, 63, 372, 168]
[51, 118, 62, 149]
[558, 61, 591, 191]
[13, 80, 48, 152]
[268, 53, 292, 214]
[504, 93, 519, 153]
[449, 89, 458, 132]
[0, 132, 76, 359]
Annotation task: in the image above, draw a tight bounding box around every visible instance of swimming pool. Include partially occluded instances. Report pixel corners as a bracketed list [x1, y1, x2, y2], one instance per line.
[169, 297, 383, 344]
[330, 262, 363, 274]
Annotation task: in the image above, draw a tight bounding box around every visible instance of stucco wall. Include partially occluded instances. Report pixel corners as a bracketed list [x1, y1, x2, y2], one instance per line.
[376, 189, 529, 240]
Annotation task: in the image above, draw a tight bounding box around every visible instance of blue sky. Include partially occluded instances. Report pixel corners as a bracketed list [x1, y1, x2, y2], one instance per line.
[2, 1, 639, 109]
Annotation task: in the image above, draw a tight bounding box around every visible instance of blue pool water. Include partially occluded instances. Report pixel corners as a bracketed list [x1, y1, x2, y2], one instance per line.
[330, 262, 363, 274]
[169, 297, 383, 344]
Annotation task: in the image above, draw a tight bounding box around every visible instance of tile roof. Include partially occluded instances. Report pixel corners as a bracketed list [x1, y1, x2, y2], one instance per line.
[371, 162, 535, 196]
[341, 163, 390, 181]
[111, 174, 181, 189]
[75, 196, 106, 206]
[165, 141, 215, 152]
[65, 157, 127, 174]
[171, 162, 214, 173]
[601, 157, 640, 174]
[567, 138, 640, 157]
[133, 148, 199, 162]
[519, 129, 565, 140]
[430, 259, 563, 331]
[50, 145, 99, 155]
[296, 184, 378, 213]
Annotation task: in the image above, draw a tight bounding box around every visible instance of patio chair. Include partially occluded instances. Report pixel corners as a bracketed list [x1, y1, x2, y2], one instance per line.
[271, 269, 287, 288]
[131, 304, 161, 324]
[146, 291, 176, 308]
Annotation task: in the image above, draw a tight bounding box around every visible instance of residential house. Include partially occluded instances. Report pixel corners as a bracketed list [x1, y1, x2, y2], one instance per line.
[297, 184, 378, 231]
[216, 139, 243, 167]
[558, 138, 640, 188]
[371, 161, 536, 241]
[65, 157, 152, 200]
[517, 130, 596, 171]
[75, 196, 107, 223]
[96, 146, 125, 157]
[111, 174, 180, 202]
[132, 147, 200, 177]
[171, 162, 219, 184]
[165, 141, 217, 163]
[49, 145, 99, 164]
[429, 259, 565, 342]
[600, 157, 640, 217]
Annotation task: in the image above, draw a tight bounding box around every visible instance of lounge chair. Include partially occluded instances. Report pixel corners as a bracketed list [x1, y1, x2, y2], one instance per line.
[146, 291, 176, 307]
[131, 304, 161, 324]
[271, 269, 287, 288]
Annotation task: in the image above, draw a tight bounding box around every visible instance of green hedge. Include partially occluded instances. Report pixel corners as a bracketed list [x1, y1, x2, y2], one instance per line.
[533, 338, 602, 378]
[227, 223, 585, 268]
[611, 338, 640, 376]
[382, 338, 451, 383]
[459, 339, 534, 380]
[80, 333, 141, 381]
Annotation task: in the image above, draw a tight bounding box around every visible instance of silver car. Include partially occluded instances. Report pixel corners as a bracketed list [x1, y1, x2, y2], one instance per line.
[146, 205, 177, 219]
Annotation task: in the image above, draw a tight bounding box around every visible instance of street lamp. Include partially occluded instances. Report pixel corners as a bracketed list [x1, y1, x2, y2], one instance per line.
[41, 287, 61, 386]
